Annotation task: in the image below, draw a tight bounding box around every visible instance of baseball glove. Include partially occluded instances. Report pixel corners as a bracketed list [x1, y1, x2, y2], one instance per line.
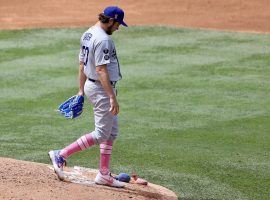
[58, 95, 84, 119]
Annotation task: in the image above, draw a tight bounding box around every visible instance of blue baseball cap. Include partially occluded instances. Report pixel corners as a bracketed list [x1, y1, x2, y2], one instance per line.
[103, 6, 128, 27]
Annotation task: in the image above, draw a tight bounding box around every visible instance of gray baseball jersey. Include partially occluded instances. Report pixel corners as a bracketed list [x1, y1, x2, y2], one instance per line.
[79, 26, 122, 82]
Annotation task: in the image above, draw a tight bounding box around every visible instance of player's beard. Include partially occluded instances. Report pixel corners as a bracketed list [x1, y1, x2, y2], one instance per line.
[106, 23, 115, 35]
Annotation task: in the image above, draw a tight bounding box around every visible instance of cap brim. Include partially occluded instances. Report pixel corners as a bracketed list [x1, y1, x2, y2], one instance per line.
[120, 21, 128, 27]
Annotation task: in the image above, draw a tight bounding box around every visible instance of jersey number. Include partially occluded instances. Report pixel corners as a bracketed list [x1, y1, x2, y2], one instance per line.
[82, 46, 89, 66]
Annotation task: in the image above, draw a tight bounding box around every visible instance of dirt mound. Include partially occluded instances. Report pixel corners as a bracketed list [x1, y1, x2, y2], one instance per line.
[0, 157, 177, 200]
[0, 0, 270, 33]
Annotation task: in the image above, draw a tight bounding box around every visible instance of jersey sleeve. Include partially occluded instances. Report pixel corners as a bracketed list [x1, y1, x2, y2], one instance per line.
[78, 47, 84, 63]
[78, 35, 85, 62]
[94, 39, 111, 67]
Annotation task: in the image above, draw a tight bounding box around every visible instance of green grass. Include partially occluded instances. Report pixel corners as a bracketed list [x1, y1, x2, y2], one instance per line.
[1, 26, 270, 200]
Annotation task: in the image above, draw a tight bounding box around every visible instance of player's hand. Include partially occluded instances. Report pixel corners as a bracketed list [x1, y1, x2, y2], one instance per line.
[77, 90, 84, 96]
[109, 96, 119, 115]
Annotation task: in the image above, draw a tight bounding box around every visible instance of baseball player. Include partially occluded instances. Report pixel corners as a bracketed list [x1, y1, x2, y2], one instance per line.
[49, 6, 128, 188]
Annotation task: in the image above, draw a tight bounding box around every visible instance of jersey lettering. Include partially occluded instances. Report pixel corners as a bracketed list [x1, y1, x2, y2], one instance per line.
[83, 33, 92, 41]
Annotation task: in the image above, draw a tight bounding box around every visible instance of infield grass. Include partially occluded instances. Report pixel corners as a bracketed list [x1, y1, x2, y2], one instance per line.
[0, 27, 270, 200]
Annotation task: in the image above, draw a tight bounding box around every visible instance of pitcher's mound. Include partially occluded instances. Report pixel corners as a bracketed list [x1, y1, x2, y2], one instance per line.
[0, 157, 177, 200]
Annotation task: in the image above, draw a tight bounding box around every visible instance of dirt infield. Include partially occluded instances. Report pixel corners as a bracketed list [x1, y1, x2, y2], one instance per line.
[0, 0, 270, 33]
[0, 157, 177, 200]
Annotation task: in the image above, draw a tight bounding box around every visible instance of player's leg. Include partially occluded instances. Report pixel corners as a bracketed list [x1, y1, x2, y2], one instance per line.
[48, 80, 99, 180]
[99, 115, 118, 175]
[95, 137, 124, 188]
[94, 111, 124, 187]
[48, 132, 96, 180]
[60, 132, 96, 158]
[50, 80, 112, 162]
[88, 82, 124, 187]
[49, 119, 115, 173]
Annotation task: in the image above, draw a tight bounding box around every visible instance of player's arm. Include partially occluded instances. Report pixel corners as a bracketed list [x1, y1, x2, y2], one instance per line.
[96, 64, 119, 115]
[78, 61, 87, 96]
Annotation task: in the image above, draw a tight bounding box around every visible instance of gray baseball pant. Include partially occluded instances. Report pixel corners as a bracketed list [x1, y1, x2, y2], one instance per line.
[84, 79, 118, 144]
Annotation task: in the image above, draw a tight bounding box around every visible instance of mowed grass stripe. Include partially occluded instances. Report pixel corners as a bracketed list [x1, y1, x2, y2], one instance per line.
[0, 26, 270, 200]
